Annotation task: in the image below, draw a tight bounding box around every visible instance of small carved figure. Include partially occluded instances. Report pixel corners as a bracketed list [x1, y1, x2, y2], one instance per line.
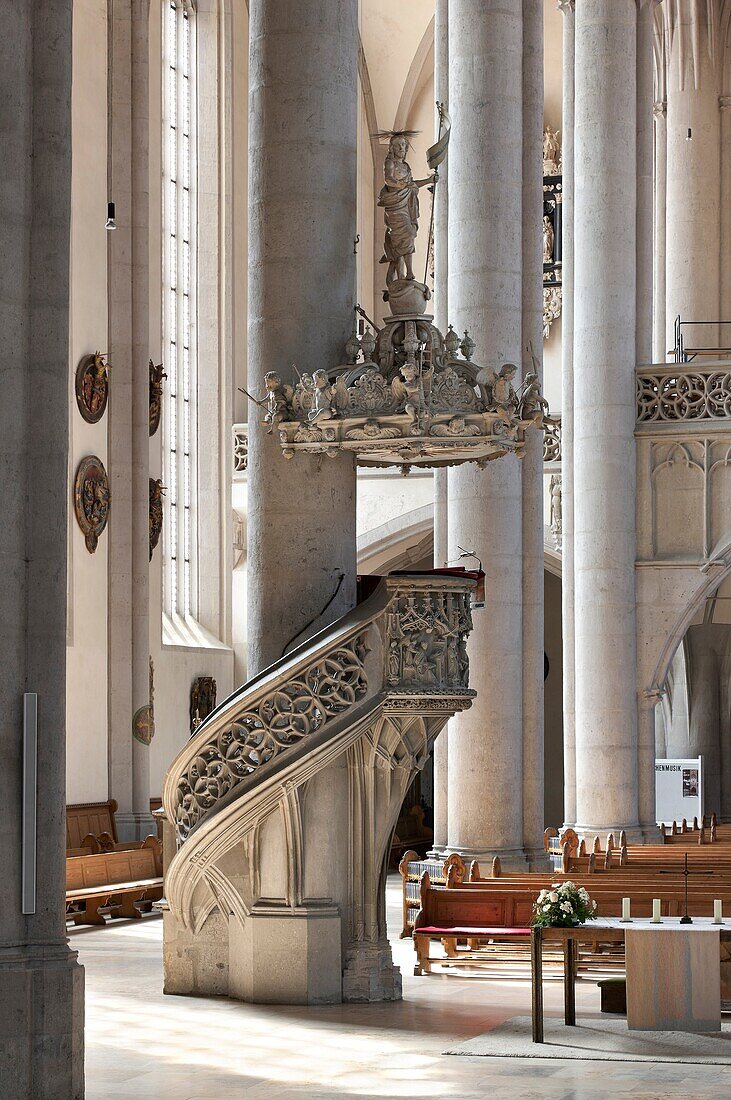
[74, 455, 110, 553]
[543, 125, 561, 176]
[308, 370, 335, 423]
[263, 371, 293, 431]
[392, 362, 426, 432]
[492, 363, 519, 423]
[378, 133, 437, 285]
[149, 478, 165, 560]
[75, 353, 110, 424]
[549, 473, 563, 550]
[149, 360, 167, 436]
[475, 364, 497, 408]
[542, 215, 555, 265]
[517, 371, 550, 426]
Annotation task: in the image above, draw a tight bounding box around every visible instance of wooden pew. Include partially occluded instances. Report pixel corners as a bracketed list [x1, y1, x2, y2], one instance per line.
[65, 837, 163, 926]
[413, 871, 731, 976]
[399, 850, 466, 937]
[66, 799, 120, 851]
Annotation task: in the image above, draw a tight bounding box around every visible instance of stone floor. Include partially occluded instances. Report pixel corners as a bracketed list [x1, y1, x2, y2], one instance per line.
[76, 878, 731, 1099]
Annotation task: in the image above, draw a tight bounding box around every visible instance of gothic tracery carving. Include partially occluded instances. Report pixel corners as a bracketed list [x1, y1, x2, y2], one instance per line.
[637, 369, 731, 423]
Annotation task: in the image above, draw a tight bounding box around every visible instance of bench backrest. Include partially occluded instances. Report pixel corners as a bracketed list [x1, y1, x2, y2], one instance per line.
[66, 839, 161, 891]
[66, 799, 118, 849]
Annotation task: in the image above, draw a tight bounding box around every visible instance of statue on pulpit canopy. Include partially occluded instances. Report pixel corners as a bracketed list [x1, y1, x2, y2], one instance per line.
[378, 133, 438, 285]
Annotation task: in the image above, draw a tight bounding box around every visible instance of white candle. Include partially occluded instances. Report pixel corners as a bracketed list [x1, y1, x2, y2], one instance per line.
[714, 899, 723, 924]
[621, 897, 631, 921]
[652, 899, 661, 923]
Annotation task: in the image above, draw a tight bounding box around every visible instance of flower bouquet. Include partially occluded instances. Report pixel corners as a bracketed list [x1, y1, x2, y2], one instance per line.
[532, 881, 597, 928]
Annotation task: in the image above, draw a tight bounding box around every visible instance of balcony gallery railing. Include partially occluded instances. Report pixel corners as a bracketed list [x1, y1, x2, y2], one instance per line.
[637, 366, 731, 424]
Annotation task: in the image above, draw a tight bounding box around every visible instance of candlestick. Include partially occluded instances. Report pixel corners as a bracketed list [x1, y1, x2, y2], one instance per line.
[621, 897, 631, 922]
[652, 899, 661, 923]
[714, 900, 723, 925]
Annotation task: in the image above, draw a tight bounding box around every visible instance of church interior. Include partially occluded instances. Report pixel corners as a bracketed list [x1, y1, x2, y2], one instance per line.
[5, 0, 731, 1096]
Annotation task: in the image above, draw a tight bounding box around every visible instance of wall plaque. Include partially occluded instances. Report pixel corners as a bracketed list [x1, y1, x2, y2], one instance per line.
[75, 353, 110, 423]
[73, 455, 110, 553]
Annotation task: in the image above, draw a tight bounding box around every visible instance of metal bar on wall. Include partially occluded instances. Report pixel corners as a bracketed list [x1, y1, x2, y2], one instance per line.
[22, 692, 38, 914]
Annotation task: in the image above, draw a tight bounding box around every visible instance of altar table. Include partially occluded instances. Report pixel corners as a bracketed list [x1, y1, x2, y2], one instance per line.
[531, 918, 722, 1043]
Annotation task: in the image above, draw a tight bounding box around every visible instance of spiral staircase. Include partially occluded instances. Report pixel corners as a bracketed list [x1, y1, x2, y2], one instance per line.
[161, 570, 477, 1003]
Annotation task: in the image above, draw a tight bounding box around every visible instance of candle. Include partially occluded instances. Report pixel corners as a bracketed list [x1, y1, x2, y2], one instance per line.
[652, 899, 661, 923]
[714, 900, 723, 924]
[621, 897, 631, 922]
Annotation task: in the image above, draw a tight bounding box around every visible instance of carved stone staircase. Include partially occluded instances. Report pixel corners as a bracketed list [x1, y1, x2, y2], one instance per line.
[161, 571, 476, 1004]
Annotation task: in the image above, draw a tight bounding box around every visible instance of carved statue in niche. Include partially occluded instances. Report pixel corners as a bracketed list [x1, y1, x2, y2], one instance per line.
[75, 353, 110, 423]
[149, 478, 165, 560]
[74, 455, 110, 553]
[543, 125, 561, 176]
[378, 133, 437, 285]
[542, 215, 555, 265]
[190, 676, 217, 734]
[149, 360, 166, 436]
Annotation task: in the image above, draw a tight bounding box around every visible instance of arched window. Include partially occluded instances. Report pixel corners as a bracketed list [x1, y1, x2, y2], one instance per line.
[162, 0, 197, 618]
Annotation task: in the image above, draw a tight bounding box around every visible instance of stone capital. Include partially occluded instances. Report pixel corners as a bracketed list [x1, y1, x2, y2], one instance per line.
[653, 99, 667, 118]
[557, 0, 575, 13]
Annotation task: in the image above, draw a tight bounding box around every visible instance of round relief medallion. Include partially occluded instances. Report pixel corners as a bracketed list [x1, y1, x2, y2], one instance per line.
[73, 455, 110, 553]
[75, 353, 109, 423]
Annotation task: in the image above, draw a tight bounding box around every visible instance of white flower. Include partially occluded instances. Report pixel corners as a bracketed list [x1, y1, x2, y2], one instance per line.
[592, 900, 597, 910]
[549, 891, 559, 903]
[538, 890, 547, 901]
[560, 902, 572, 913]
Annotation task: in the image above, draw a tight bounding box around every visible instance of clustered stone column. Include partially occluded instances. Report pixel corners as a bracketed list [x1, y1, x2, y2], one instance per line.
[664, 1, 722, 352]
[0, 2, 84, 1095]
[572, 0, 642, 838]
[247, 0, 357, 673]
[446, 0, 544, 867]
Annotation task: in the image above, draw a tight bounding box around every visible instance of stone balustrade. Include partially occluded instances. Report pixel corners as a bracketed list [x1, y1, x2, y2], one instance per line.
[637, 365, 731, 424]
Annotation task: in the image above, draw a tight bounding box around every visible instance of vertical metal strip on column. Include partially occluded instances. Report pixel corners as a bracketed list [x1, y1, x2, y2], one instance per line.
[22, 692, 38, 914]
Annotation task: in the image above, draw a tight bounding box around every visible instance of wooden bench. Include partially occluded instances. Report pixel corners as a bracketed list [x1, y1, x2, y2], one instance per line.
[66, 837, 163, 926]
[413, 870, 731, 978]
[399, 850, 467, 937]
[66, 798, 120, 852]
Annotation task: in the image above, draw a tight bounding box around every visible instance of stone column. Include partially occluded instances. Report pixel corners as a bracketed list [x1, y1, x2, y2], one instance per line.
[665, 6, 721, 351]
[653, 98, 667, 362]
[0, 2, 84, 1096]
[559, 0, 576, 828]
[521, 0, 546, 865]
[447, 0, 526, 867]
[109, 0, 154, 840]
[573, 0, 641, 838]
[247, 0, 357, 674]
[720, 96, 731, 349]
[635, 0, 654, 364]
[431, 0, 449, 853]
[686, 626, 728, 818]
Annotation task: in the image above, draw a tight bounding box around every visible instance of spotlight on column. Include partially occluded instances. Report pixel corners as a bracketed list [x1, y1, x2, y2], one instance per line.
[105, 201, 117, 230]
[686, 127, 693, 141]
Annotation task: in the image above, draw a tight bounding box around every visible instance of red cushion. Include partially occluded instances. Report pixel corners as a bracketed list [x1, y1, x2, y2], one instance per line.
[414, 925, 531, 936]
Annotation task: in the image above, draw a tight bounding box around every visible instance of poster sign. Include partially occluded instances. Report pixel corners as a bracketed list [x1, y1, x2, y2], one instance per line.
[655, 757, 702, 826]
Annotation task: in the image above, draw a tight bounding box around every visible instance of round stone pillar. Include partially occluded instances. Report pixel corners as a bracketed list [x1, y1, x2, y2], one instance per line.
[520, 0, 546, 865]
[665, 8, 721, 351]
[559, 0, 576, 828]
[431, 0, 450, 852]
[446, 0, 527, 866]
[573, 0, 640, 837]
[0, 3, 84, 1095]
[247, 0, 358, 673]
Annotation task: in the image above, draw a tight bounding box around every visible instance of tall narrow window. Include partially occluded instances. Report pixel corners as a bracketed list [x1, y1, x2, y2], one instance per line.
[163, 0, 196, 618]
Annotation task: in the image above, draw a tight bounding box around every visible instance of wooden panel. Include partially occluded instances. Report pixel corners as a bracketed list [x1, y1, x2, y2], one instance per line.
[66, 800, 118, 848]
[625, 928, 721, 1033]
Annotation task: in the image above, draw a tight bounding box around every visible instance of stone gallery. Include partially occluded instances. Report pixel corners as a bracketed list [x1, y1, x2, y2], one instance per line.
[4, 1, 731, 1097]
